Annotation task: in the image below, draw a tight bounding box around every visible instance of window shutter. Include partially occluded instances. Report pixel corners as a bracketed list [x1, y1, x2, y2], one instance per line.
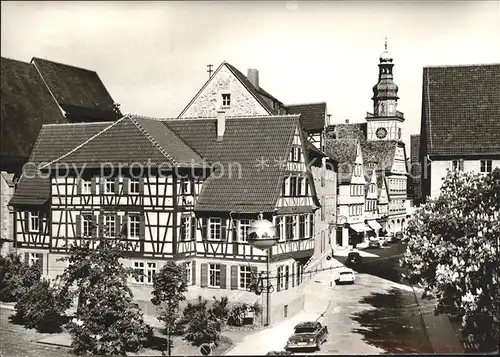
[114, 177, 120, 195]
[230, 265, 238, 290]
[201, 218, 208, 241]
[291, 263, 295, 288]
[321, 196, 326, 221]
[91, 177, 96, 195]
[277, 268, 281, 292]
[191, 217, 196, 240]
[37, 253, 44, 274]
[305, 178, 309, 196]
[77, 178, 82, 195]
[200, 263, 208, 287]
[251, 266, 258, 279]
[24, 252, 30, 264]
[91, 215, 97, 237]
[98, 214, 104, 237]
[139, 177, 145, 195]
[24, 212, 29, 232]
[180, 216, 186, 241]
[99, 178, 105, 195]
[123, 177, 129, 195]
[285, 265, 289, 290]
[220, 264, 227, 289]
[221, 219, 227, 241]
[122, 214, 128, 237]
[321, 168, 326, 187]
[192, 260, 196, 285]
[76, 215, 81, 238]
[139, 215, 145, 240]
[115, 214, 120, 238]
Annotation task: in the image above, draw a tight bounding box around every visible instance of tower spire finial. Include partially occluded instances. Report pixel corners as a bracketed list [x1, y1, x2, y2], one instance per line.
[384, 36, 387, 51]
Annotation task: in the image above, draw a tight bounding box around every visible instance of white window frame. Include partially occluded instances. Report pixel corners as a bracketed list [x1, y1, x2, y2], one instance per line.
[278, 216, 286, 242]
[185, 261, 192, 285]
[129, 179, 140, 195]
[28, 212, 40, 232]
[82, 214, 93, 238]
[239, 266, 252, 290]
[28, 252, 40, 267]
[304, 215, 310, 238]
[182, 180, 192, 195]
[82, 179, 91, 195]
[222, 93, 231, 107]
[182, 216, 191, 241]
[146, 262, 156, 284]
[105, 178, 115, 194]
[239, 219, 250, 242]
[208, 218, 221, 240]
[480, 159, 492, 173]
[104, 215, 116, 238]
[129, 216, 140, 239]
[133, 261, 145, 283]
[208, 263, 221, 288]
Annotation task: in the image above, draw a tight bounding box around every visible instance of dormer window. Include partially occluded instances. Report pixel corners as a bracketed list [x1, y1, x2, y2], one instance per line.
[222, 93, 231, 107]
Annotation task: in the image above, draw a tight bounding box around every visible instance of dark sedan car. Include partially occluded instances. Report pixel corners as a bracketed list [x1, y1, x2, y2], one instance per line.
[285, 321, 328, 351]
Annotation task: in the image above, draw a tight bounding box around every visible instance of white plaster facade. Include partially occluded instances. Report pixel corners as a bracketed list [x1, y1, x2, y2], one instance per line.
[0, 172, 15, 256]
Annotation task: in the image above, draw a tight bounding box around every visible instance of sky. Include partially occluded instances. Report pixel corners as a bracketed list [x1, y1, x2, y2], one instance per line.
[2, 1, 499, 147]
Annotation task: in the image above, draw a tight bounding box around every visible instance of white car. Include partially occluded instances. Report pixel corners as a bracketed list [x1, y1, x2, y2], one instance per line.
[335, 269, 355, 284]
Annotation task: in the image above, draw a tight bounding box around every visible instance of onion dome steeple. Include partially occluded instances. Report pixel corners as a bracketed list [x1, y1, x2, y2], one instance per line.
[372, 37, 399, 117]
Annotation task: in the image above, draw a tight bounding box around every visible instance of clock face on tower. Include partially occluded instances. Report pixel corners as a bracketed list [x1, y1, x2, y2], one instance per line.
[376, 127, 388, 139]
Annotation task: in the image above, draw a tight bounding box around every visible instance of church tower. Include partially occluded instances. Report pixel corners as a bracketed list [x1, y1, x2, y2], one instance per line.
[366, 39, 405, 141]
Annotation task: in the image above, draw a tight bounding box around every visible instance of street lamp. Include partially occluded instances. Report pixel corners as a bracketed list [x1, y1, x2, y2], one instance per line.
[247, 214, 278, 327]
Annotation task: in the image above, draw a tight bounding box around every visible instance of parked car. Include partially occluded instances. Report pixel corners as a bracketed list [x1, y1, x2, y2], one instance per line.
[266, 351, 293, 355]
[368, 237, 381, 248]
[335, 268, 356, 284]
[345, 251, 363, 267]
[285, 321, 328, 351]
[395, 232, 404, 241]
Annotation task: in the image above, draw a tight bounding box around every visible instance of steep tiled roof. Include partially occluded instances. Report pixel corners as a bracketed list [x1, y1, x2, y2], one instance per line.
[410, 134, 420, 162]
[422, 64, 500, 156]
[164, 115, 301, 213]
[9, 122, 109, 206]
[1, 57, 67, 161]
[285, 102, 326, 133]
[324, 138, 358, 184]
[224, 63, 281, 115]
[334, 123, 367, 140]
[31, 57, 120, 120]
[43, 116, 205, 169]
[361, 141, 398, 171]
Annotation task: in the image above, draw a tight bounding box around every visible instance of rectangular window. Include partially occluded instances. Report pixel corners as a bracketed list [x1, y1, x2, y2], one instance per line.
[181, 216, 191, 241]
[185, 262, 192, 285]
[129, 179, 139, 194]
[209, 264, 221, 288]
[305, 215, 310, 238]
[28, 252, 40, 267]
[299, 215, 305, 238]
[104, 215, 116, 238]
[278, 266, 285, 290]
[129, 216, 140, 239]
[239, 266, 252, 289]
[29, 212, 40, 232]
[222, 93, 231, 107]
[82, 179, 91, 195]
[133, 261, 145, 283]
[82, 214, 93, 237]
[290, 176, 297, 196]
[277, 217, 285, 241]
[480, 160, 492, 173]
[304, 178, 309, 196]
[105, 178, 115, 194]
[239, 219, 250, 242]
[297, 177, 303, 196]
[146, 262, 156, 284]
[286, 216, 294, 240]
[209, 218, 221, 240]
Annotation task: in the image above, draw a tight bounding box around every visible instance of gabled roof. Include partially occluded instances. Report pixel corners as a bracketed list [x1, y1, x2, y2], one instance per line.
[1, 57, 67, 161]
[31, 57, 120, 120]
[164, 115, 301, 213]
[376, 173, 390, 203]
[324, 138, 359, 184]
[422, 64, 500, 156]
[361, 141, 398, 171]
[285, 102, 326, 133]
[9, 122, 109, 206]
[410, 134, 420, 162]
[42, 116, 206, 169]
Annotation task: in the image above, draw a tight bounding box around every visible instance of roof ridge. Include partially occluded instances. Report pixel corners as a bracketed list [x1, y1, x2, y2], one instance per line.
[128, 113, 177, 121]
[424, 63, 500, 69]
[40, 116, 129, 169]
[31, 57, 97, 74]
[176, 114, 301, 120]
[1, 56, 30, 65]
[43, 121, 116, 127]
[129, 117, 179, 165]
[285, 101, 327, 106]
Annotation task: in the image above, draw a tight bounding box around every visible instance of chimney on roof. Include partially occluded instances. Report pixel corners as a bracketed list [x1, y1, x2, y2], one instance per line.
[345, 119, 350, 124]
[217, 110, 226, 141]
[247, 68, 259, 90]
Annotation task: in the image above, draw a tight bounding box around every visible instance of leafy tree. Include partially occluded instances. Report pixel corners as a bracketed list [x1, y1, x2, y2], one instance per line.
[401, 168, 500, 350]
[0, 253, 41, 302]
[151, 260, 188, 355]
[210, 296, 229, 326]
[181, 296, 223, 346]
[14, 278, 71, 332]
[59, 239, 152, 355]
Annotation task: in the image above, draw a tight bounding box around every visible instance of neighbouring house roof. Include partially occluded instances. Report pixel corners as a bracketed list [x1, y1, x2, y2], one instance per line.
[285, 102, 326, 133]
[376, 173, 390, 202]
[31, 57, 121, 121]
[333, 123, 367, 141]
[164, 114, 309, 213]
[9, 122, 109, 206]
[422, 64, 500, 156]
[324, 138, 359, 184]
[42, 116, 206, 169]
[1, 57, 67, 162]
[410, 134, 420, 162]
[361, 140, 398, 172]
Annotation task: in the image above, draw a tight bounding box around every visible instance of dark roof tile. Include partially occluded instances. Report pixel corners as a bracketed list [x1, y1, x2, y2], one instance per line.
[361, 140, 398, 171]
[410, 134, 420, 162]
[286, 102, 326, 132]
